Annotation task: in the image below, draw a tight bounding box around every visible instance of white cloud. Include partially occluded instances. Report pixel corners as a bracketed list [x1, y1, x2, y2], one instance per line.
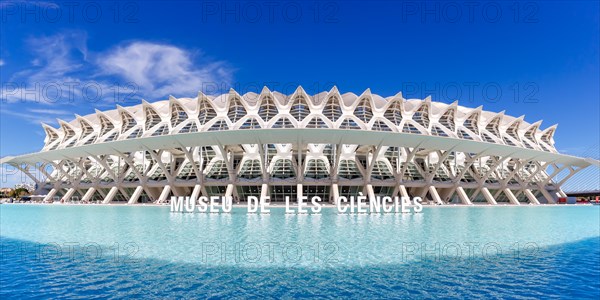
[0, 59, 5, 67]
[98, 42, 232, 97]
[1, 31, 92, 104]
[22, 31, 88, 82]
[1, 32, 234, 104]
[0, 108, 73, 125]
[28, 108, 73, 115]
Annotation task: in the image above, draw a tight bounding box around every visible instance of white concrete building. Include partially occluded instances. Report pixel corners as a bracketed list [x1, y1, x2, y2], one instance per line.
[1, 86, 596, 205]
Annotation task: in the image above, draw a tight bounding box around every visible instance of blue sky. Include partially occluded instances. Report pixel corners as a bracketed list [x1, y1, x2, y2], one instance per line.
[0, 0, 598, 189]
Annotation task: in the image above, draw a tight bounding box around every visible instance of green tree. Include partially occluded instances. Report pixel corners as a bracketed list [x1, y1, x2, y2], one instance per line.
[9, 188, 29, 198]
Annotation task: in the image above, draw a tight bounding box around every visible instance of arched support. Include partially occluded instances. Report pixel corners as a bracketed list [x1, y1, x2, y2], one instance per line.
[297, 183, 303, 202]
[538, 187, 556, 204]
[504, 188, 520, 205]
[225, 184, 234, 198]
[366, 184, 375, 201]
[81, 187, 96, 202]
[524, 189, 540, 205]
[156, 185, 172, 204]
[128, 186, 144, 204]
[191, 184, 202, 200]
[331, 184, 340, 204]
[261, 183, 269, 203]
[455, 187, 472, 205]
[43, 188, 58, 203]
[398, 185, 409, 198]
[61, 188, 76, 202]
[428, 186, 443, 205]
[480, 188, 497, 205]
[103, 186, 119, 204]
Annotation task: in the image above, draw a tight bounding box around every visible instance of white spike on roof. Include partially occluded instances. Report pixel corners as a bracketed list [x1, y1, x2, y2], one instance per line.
[38, 87, 559, 153]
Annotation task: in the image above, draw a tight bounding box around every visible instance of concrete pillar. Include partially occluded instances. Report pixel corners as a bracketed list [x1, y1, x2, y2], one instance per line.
[261, 183, 269, 203]
[366, 184, 375, 200]
[398, 185, 409, 198]
[416, 186, 428, 199]
[191, 184, 202, 200]
[145, 187, 161, 202]
[103, 186, 119, 204]
[538, 188, 556, 204]
[504, 188, 520, 205]
[481, 188, 497, 205]
[61, 188, 76, 202]
[297, 183, 303, 203]
[524, 189, 540, 205]
[81, 187, 96, 202]
[171, 186, 186, 197]
[156, 185, 171, 204]
[225, 184, 234, 197]
[555, 192, 564, 200]
[331, 184, 340, 205]
[557, 189, 567, 198]
[43, 188, 57, 202]
[225, 184, 234, 198]
[455, 187, 472, 205]
[128, 186, 144, 204]
[428, 186, 443, 205]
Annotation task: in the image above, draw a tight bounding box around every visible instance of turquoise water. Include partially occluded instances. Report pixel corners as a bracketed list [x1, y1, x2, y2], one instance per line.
[1, 205, 599, 298]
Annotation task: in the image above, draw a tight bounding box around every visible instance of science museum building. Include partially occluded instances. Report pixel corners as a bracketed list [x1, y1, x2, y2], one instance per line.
[1, 87, 594, 205]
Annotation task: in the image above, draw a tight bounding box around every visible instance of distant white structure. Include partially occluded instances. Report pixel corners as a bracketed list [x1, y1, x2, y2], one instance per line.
[14, 183, 35, 193]
[1, 87, 596, 205]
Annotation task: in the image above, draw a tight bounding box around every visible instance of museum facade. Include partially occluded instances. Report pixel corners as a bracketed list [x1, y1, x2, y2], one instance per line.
[1, 87, 593, 205]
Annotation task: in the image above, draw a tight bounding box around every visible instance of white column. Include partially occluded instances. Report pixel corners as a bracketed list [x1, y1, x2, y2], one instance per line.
[523, 189, 540, 205]
[43, 188, 57, 202]
[156, 185, 171, 204]
[539, 188, 556, 204]
[504, 188, 520, 205]
[428, 186, 443, 205]
[81, 187, 96, 202]
[481, 187, 497, 205]
[455, 187, 472, 205]
[261, 183, 269, 203]
[191, 184, 202, 200]
[225, 184, 234, 198]
[103, 186, 119, 204]
[398, 185, 409, 198]
[61, 188, 76, 202]
[297, 183, 303, 203]
[557, 189, 567, 198]
[331, 184, 340, 205]
[128, 186, 144, 204]
[366, 184, 375, 200]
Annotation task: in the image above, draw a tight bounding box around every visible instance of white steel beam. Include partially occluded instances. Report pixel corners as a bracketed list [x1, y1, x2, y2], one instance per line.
[81, 187, 96, 202]
[61, 188, 76, 202]
[428, 186, 443, 205]
[524, 189, 540, 205]
[191, 184, 202, 200]
[103, 186, 119, 204]
[297, 183, 303, 203]
[480, 187, 497, 205]
[128, 186, 144, 204]
[455, 186, 472, 205]
[43, 188, 58, 202]
[225, 184, 234, 198]
[503, 188, 520, 205]
[156, 185, 172, 204]
[398, 185, 409, 198]
[261, 183, 269, 203]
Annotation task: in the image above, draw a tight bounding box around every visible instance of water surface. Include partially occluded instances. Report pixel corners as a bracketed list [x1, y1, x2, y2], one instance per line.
[1, 205, 599, 298]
